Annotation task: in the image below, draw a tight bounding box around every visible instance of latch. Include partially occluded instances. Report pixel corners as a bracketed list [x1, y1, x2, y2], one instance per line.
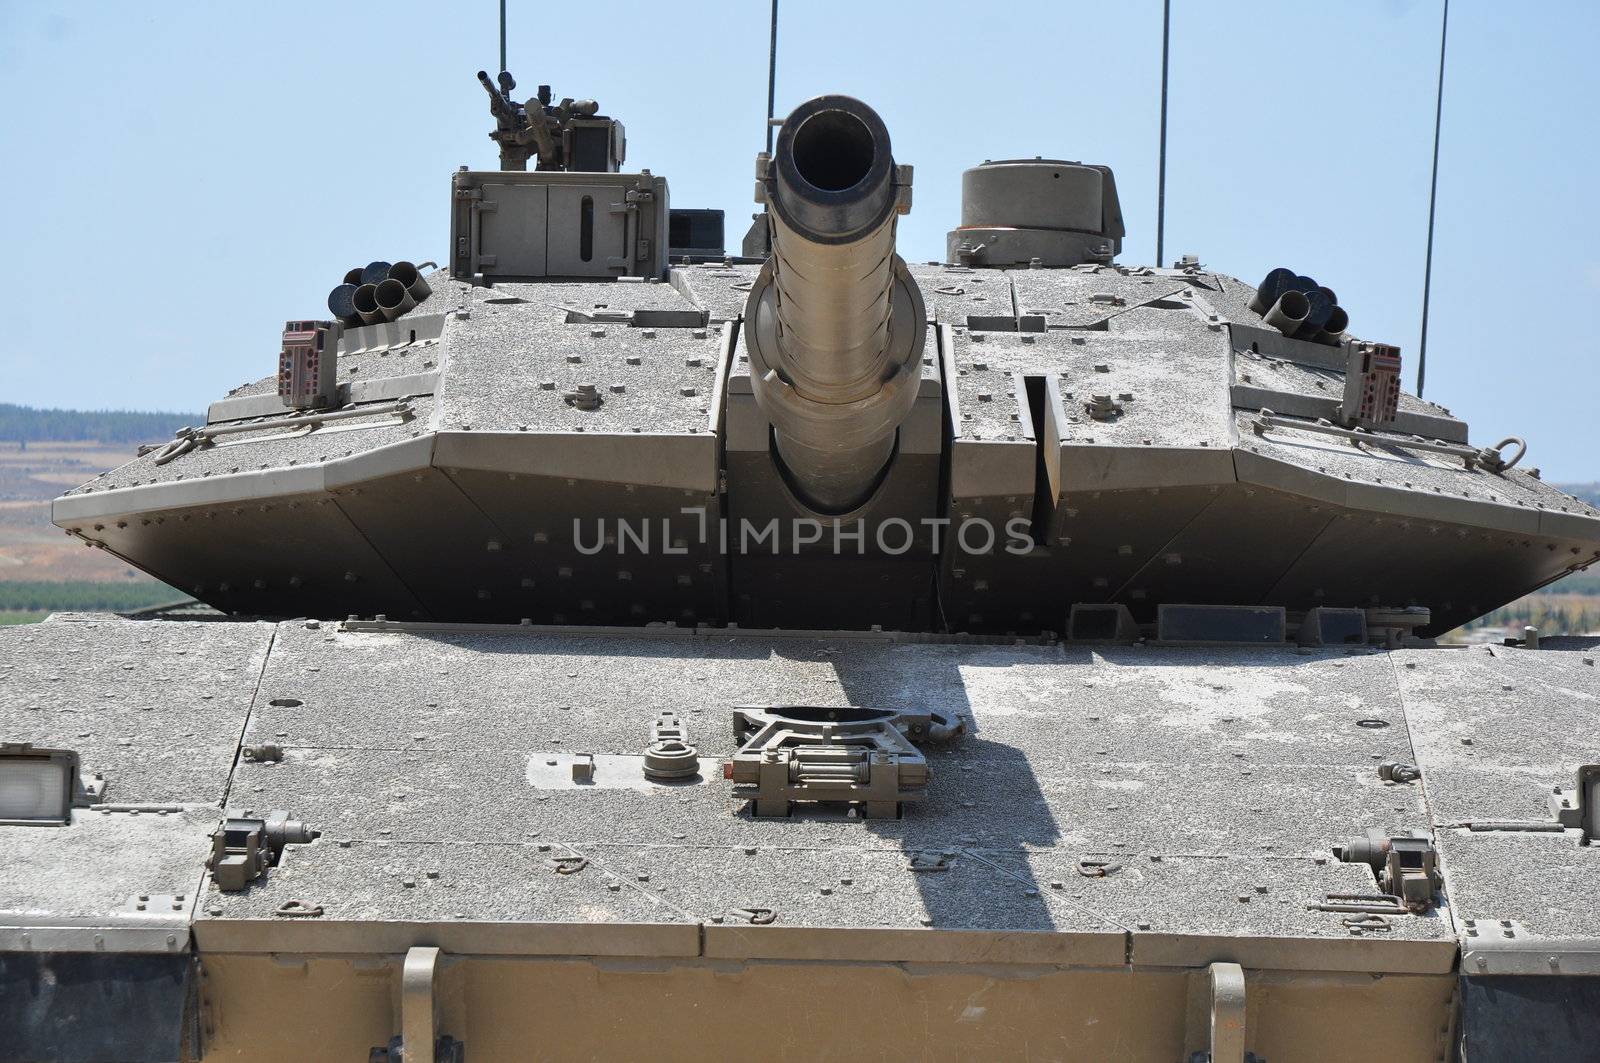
[467, 197, 498, 272]
[1333, 829, 1440, 913]
[607, 191, 643, 270]
[727, 705, 963, 819]
[207, 811, 318, 892]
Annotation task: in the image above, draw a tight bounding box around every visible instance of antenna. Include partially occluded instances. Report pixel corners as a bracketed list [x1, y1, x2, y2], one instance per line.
[1154, 0, 1171, 268]
[498, 0, 507, 75]
[1417, 0, 1450, 399]
[765, 0, 779, 154]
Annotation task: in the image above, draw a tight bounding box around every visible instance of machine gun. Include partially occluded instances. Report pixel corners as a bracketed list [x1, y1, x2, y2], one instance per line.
[476, 70, 618, 172]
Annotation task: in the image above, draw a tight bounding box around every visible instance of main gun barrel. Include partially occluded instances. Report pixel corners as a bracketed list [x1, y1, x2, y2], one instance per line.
[743, 95, 925, 513]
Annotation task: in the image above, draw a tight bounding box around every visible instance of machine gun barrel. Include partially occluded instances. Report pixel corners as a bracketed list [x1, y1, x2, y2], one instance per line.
[743, 95, 924, 513]
[477, 69, 517, 128]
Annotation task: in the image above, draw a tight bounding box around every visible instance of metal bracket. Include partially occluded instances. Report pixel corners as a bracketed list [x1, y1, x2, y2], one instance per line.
[1187, 962, 1260, 1063]
[403, 946, 440, 1063]
[368, 946, 464, 1063]
[152, 400, 414, 466]
[727, 705, 963, 819]
[1209, 962, 1247, 1063]
[1551, 764, 1600, 842]
[1309, 892, 1410, 916]
[1252, 409, 1526, 476]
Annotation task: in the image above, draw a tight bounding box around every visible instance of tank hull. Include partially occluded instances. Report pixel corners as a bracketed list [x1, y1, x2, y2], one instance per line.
[6, 614, 1599, 1060]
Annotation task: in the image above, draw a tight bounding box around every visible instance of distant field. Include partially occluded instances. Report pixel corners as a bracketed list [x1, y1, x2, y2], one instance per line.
[0, 580, 187, 624]
[0, 439, 160, 582]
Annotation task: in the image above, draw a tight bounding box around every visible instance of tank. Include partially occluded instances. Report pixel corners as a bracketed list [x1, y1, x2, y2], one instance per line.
[5, 69, 1600, 1063]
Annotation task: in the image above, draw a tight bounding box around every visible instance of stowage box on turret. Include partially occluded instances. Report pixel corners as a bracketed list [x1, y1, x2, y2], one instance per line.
[5, 68, 1600, 1063]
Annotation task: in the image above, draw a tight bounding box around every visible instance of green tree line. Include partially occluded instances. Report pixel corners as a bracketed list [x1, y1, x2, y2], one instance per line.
[1459, 596, 1599, 635]
[1549, 571, 1600, 595]
[0, 580, 188, 614]
[0, 404, 201, 445]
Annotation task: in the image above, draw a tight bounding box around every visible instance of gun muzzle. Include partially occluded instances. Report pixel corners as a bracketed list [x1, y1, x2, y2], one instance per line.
[375, 278, 415, 320]
[1247, 267, 1296, 316]
[1293, 287, 1335, 341]
[743, 95, 924, 513]
[359, 261, 393, 286]
[1318, 305, 1350, 345]
[327, 283, 361, 327]
[352, 283, 386, 326]
[1262, 290, 1310, 336]
[387, 261, 433, 303]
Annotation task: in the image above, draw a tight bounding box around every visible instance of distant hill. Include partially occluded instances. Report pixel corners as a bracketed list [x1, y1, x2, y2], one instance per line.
[0, 403, 202, 445]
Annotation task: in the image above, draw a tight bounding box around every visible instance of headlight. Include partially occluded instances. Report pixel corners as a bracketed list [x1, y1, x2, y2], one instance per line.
[0, 745, 84, 825]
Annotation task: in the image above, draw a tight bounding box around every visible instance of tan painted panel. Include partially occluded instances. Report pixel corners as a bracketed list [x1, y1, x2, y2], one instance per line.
[199, 953, 1455, 1063]
[200, 953, 397, 1061]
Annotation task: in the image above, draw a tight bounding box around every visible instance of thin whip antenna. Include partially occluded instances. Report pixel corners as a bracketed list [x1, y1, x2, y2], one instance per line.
[498, 0, 507, 74]
[765, 0, 779, 153]
[1155, 0, 1171, 267]
[1417, 0, 1450, 399]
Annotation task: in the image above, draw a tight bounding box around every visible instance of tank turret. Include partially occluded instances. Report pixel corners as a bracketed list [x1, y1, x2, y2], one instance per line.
[47, 71, 1600, 637]
[742, 96, 924, 513]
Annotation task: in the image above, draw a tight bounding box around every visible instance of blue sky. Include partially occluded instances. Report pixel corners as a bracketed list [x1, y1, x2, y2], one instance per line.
[1, 1, 1594, 481]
